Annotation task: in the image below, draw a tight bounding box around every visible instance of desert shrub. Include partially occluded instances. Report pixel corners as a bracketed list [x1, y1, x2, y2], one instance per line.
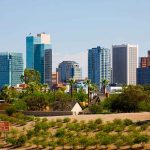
[78, 136, 90, 149]
[49, 120, 56, 127]
[89, 104, 103, 114]
[48, 141, 57, 150]
[123, 119, 133, 126]
[63, 117, 71, 123]
[34, 121, 50, 133]
[133, 133, 149, 144]
[114, 125, 125, 132]
[57, 122, 63, 128]
[27, 129, 35, 139]
[95, 118, 102, 125]
[126, 125, 137, 132]
[42, 117, 48, 122]
[16, 135, 27, 146]
[5, 106, 16, 116]
[113, 119, 123, 125]
[18, 120, 26, 126]
[55, 128, 66, 138]
[140, 124, 149, 131]
[57, 137, 68, 149]
[56, 118, 62, 123]
[34, 117, 41, 122]
[6, 137, 17, 145]
[102, 123, 115, 133]
[96, 132, 113, 145]
[87, 120, 97, 130]
[72, 119, 78, 123]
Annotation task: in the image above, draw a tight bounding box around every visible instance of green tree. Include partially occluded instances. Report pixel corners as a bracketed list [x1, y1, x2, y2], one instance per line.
[20, 69, 40, 84]
[85, 79, 91, 105]
[101, 79, 109, 94]
[68, 78, 75, 98]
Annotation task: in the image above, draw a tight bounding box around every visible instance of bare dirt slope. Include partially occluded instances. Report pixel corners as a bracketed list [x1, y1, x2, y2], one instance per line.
[45, 112, 150, 122]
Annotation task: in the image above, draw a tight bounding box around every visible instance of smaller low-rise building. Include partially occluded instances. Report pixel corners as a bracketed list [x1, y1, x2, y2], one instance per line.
[106, 84, 122, 94]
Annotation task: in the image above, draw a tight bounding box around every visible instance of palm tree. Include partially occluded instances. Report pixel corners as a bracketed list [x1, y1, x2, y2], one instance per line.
[68, 78, 75, 98]
[101, 79, 109, 94]
[85, 79, 91, 105]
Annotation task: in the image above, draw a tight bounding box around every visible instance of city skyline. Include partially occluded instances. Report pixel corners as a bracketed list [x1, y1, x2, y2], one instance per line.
[0, 0, 150, 77]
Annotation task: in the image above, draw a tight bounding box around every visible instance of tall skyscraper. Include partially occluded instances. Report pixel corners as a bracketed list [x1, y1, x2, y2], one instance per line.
[88, 46, 111, 89]
[0, 52, 23, 87]
[26, 33, 52, 87]
[112, 44, 138, 85]
[57, 61, 82, 83]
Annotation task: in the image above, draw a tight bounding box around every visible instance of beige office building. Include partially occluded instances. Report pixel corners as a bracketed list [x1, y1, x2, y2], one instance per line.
[112, 44, 138, 85]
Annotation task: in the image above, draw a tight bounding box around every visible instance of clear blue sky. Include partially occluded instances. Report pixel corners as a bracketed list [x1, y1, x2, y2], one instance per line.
[0, 0, 150, 77]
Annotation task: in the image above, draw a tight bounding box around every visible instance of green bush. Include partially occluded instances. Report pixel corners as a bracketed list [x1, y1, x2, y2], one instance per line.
[56, 118, 62, 123]
[63, 117, 71, 123]
[123, 119, 133, 126]
[95, 118, 102, 124]
[42, 117, 48, 122]
[5, 106, 17, 116]
[13, 100, 27, 111]
[16, 135, 27, 146]
[89, 104, 103, 114]
[27, 130, 35, 139]
[138, 101, 150, 112]
[134, 134, 149, 144]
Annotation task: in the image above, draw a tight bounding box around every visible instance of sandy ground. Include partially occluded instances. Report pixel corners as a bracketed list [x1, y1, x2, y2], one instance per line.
[45, 112, 150, 122]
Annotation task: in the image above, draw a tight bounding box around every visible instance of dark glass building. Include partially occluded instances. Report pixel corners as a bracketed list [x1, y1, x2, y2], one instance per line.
[26, 33, 52, 87]
[0, 52, 23, 87]
[88, 46, 111, 89]
[137, 68, 150, 85]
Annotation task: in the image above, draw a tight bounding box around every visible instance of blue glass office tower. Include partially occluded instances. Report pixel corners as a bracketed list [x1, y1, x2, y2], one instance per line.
[26, 35, 41, 68]
[34, 44, 52, 85]
[88, 46, 111, 89]
[0, 52, 23, 87]
[26, 33, 52, 87]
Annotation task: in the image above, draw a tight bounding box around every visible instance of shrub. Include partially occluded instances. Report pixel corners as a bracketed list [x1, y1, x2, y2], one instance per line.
[63, 117, 71, 123]
[13, 100, 27, 111]
[123, 119, 133, 126]
[6, 137, 17, 146]
[102, 123, 115, 133]
[16, 135, 27, 146]
[5, 106, 16, 116]
[87, 120, 97, 130]
[48, 141, 57, 150]
[95, 118, 102, 125]
[113, 119, 123, 125]
[56, 118, 62, 123]
[12, 112, 25, 120]
[55, 128, 66, 138]
[27, 130, 35, 139]
[72, 119, 78, 123]
[133, 134, 149, 144]
[138, 101, 150, 112]
[89, 104, 103, 114]
[42, 117, 48, 122]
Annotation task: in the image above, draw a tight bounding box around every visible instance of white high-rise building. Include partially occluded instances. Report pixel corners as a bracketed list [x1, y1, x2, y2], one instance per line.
[112, 44, 138, 85]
